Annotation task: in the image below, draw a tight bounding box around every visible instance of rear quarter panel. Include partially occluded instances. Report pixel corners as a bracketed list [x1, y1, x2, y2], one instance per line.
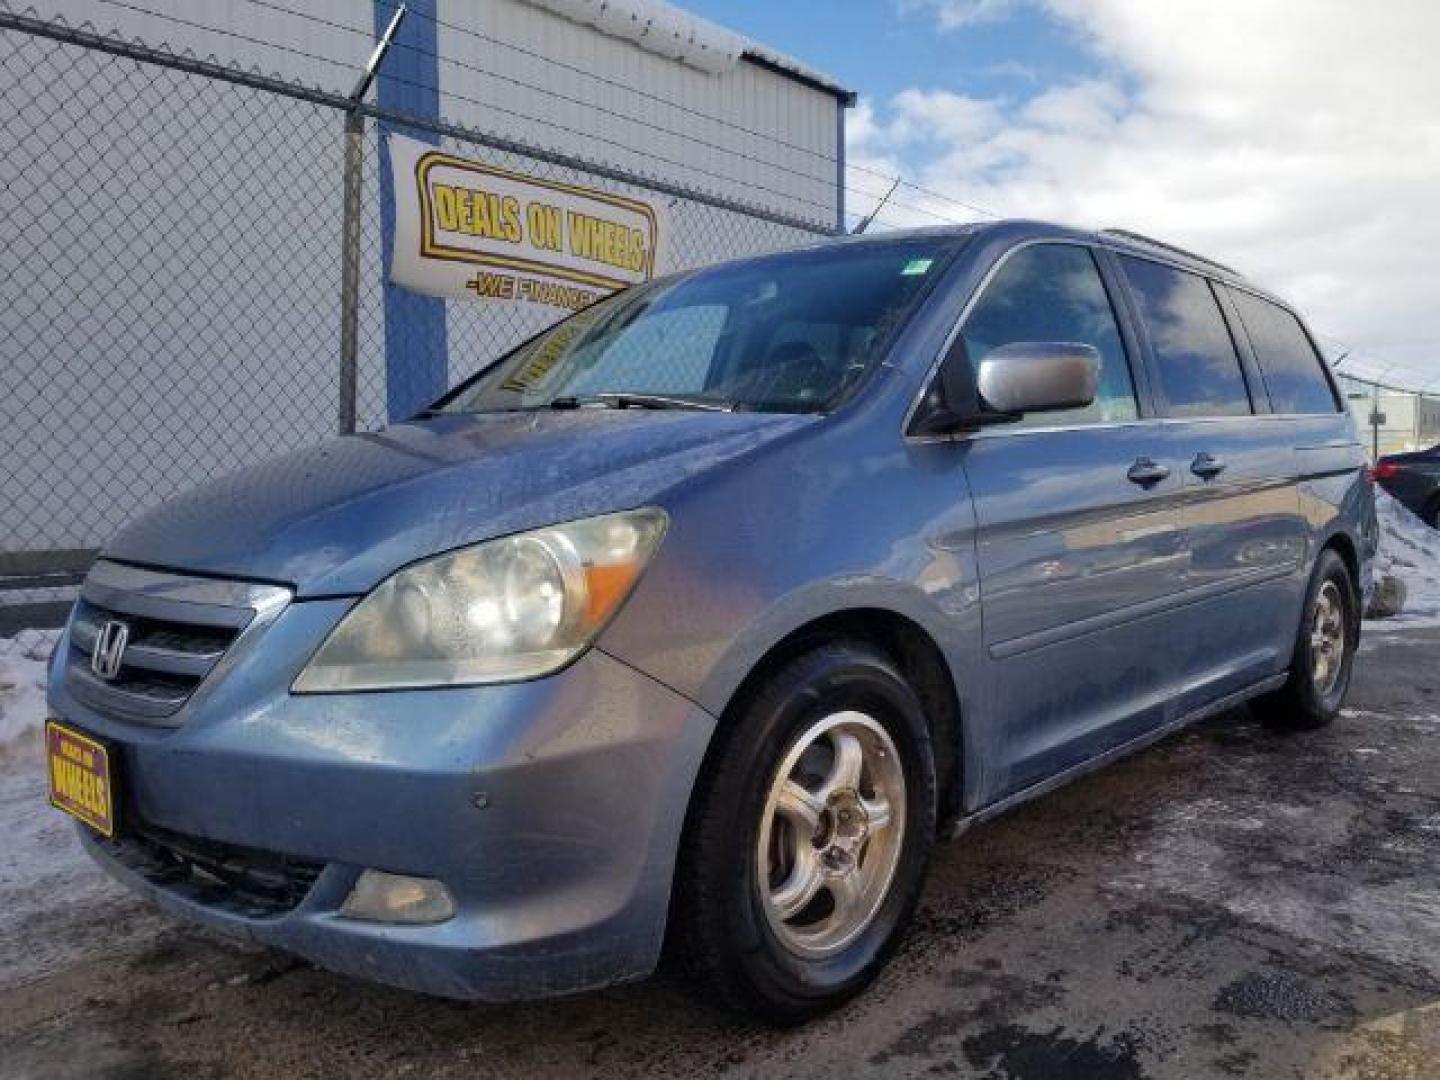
[1293, 416, 1376, 597]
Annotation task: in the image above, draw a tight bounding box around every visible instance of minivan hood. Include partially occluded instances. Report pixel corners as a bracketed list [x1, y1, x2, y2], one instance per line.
[104, 410, 809, 596]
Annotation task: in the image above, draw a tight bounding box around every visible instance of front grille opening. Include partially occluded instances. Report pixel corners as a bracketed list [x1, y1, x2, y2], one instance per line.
[125, 616, 236, 657]
[70, 600, 244, 663]
[102, 823, 325, 918]
[67, 598, 249, 719]
[100, 669, 196, 704]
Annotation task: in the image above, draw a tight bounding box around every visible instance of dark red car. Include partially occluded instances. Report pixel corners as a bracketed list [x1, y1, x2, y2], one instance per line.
[1373, 445, 1440, 527]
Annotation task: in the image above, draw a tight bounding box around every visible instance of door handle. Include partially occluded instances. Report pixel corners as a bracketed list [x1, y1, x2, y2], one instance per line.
[1191, 452, 1228, 480]
[1127, 457, 1171, 487]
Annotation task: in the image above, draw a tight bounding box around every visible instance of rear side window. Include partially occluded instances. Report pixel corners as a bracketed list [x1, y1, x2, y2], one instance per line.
[1226, 288, 1339, 414]
[961, 243, 1138, 427]
[1119, 256, 1252, 418]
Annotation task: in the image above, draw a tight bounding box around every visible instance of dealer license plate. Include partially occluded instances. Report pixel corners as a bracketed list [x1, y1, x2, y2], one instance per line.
[46, 720, 116, 837]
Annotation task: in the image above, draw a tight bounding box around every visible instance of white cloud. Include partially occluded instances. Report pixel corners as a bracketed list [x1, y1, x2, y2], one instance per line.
[980, 59, 1040, 84]
[853, 0, 1440, 385]
[888, 89, 1005, 145]
[898, 0, 1021, 31]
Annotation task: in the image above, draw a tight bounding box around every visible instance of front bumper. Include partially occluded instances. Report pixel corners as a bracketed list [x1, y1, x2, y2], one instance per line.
[48, 597, 716, 1001]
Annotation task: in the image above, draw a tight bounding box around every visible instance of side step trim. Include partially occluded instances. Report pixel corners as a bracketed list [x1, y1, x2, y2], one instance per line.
[946, 673, 1288, 839]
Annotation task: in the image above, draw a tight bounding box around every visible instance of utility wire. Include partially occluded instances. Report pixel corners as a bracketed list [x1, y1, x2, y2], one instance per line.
[94, 0, 355, 70]
[95, 0, 991, 232]
[1320, 337, 1439, 395]
[848, 166, 1001, 220]
[106, 0, 998, 229]
[255, 0, 838, 165]
[92, 0, 834, 220]
[365, 0, 1002, 222]
[235, 0, 847, 195]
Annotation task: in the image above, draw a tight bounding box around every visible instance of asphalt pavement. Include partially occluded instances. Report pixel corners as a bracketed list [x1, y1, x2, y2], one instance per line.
[2, 625, 1437, 1079]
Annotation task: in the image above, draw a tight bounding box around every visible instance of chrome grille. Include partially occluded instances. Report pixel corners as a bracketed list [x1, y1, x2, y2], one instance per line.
[65, 560, 291, 724]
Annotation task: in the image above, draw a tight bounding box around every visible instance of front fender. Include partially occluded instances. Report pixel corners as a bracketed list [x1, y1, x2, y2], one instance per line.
[680, 574, 973, 721]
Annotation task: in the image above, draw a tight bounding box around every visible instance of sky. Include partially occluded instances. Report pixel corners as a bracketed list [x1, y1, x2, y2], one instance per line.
[683, 0, 1440, 389]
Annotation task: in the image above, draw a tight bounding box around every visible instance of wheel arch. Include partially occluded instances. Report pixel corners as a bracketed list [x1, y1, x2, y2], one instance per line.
[1297, 530, 1365, 654]
[707, 607, 965, 830]
[1317, 528, 1362, 605]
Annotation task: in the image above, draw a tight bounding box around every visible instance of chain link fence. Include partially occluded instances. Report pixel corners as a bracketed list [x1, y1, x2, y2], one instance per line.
[1335, 372, 1440, 460]
[0, 10, 830, 625]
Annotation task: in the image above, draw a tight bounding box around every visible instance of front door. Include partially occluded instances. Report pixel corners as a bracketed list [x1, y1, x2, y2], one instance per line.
[955, 242, 1188, 798]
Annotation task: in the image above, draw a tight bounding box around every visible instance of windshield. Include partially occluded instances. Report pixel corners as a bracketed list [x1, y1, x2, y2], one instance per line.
[437, 237, 958, 415]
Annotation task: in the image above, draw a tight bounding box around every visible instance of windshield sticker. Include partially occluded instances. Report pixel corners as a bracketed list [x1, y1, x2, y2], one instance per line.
[901, 258, 934, 276]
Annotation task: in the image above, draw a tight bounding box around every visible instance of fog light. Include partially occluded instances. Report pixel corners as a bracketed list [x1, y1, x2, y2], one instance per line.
[340, 870, 455, 925]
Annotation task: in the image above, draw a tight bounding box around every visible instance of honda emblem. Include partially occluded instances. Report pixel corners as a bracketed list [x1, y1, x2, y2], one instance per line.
[91, 620, 130, 681]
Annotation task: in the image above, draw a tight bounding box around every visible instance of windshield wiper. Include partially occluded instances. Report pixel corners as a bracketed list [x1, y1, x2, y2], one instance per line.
[600, 392, 735, 412]
[548, 392, 734, 412]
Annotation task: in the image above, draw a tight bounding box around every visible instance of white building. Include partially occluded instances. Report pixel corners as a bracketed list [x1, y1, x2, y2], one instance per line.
[1343, 386, 1440, 457]
[0, 0, 851, 590]
[18, 0, 850, 227]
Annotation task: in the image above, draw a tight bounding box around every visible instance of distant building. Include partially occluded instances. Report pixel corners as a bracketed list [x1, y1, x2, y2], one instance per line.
[1341, 381, 1440, 456]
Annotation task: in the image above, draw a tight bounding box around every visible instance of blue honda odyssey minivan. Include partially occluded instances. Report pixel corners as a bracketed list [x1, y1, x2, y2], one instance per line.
[46, 221, 1376, 1023]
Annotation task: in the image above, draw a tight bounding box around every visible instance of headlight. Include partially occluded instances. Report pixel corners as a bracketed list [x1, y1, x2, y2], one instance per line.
[293, 508, 667, 692]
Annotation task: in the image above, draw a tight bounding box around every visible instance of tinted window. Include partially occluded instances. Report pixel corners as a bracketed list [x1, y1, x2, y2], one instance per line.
[1120, 256, 1251, 418]
[1227, 288, 1338, 414]
[441, 239, 953, 415]
[961, 244, 1137, 427]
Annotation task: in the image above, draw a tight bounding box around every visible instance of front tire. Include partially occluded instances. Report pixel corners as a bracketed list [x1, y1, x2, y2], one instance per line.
[1256, 549, 1358, 730]
[671, 641, 937, 1024]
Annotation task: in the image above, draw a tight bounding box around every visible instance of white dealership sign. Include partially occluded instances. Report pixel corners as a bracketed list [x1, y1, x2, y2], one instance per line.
[387, 134, 667, 312]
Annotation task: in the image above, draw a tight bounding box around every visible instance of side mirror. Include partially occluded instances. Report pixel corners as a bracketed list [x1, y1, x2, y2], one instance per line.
[976, 342, 1100, 416]
[909, 339, 1100, 437]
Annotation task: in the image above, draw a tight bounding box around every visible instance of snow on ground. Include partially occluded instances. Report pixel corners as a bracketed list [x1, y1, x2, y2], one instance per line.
[0, 629, 167, 990]
[0, 629, 57, 752]
[1373, 489, 1440, 628]
[0, 751, 166, 990]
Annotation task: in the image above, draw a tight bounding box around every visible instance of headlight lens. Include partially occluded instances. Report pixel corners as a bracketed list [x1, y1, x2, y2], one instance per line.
[293, 508, 666, 692]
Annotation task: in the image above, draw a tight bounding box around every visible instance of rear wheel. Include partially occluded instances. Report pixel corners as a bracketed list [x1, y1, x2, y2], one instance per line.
[1422, 496, 1440, 529]
[671, 641, 936, 1024]
[1255, 549, 1358, 730]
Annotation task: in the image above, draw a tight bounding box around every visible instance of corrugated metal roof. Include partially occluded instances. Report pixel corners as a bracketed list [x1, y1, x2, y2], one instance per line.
[520, 0, 853, 100]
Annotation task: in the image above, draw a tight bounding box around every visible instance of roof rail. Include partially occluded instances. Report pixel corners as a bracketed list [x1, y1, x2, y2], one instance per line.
[1099, 228, 1239, 276]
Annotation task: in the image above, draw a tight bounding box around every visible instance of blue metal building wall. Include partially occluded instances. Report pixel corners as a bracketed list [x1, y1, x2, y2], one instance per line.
[374, 0, 448, 421]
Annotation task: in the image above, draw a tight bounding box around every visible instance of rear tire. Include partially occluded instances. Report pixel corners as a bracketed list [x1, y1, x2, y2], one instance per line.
[1255, 549, 1358, 731]
[670, 641, 937, 1025]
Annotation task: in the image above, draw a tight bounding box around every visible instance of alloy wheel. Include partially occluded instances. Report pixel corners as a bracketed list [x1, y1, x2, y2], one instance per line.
[755, 711, 907, 958]
[1310, 580, 1346, 696]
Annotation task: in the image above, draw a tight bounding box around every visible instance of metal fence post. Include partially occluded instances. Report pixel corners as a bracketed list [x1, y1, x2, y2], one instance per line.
[337, 3, 406, 435]
[338, 108, 364, 435]
[1372, 381, 1382, 460]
